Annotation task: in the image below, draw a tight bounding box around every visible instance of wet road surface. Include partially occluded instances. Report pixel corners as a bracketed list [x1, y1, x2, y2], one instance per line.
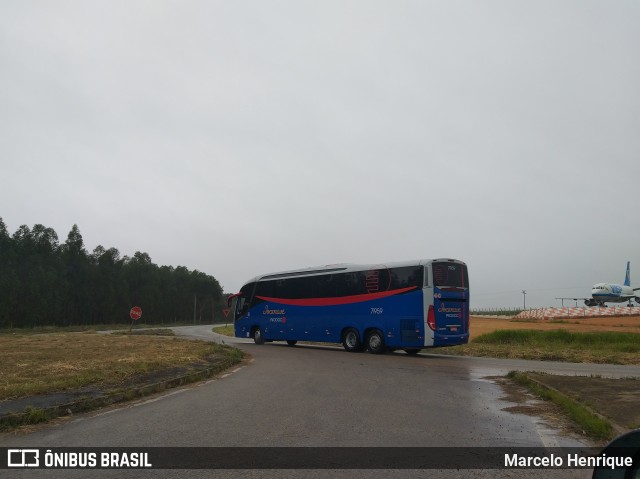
[3, 325, 634, 478]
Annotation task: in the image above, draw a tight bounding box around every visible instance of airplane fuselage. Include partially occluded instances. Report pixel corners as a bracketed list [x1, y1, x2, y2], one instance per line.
[590, 283, 635, 304]
[562, 262, 640, 307]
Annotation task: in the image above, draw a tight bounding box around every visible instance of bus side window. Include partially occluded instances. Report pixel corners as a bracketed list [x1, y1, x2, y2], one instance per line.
[314, 274, 335, 298]
[389, 266, 423, 289]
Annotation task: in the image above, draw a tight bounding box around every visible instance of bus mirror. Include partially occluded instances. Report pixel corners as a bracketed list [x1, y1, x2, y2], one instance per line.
[592, 429, 640, 479]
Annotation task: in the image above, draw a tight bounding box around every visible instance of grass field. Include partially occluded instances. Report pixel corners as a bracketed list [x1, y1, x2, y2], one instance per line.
[441, 329, 640, 364]
[0, 331, 243, 400]
[215, 325, 234, 336]
[437, 316, 640, 364]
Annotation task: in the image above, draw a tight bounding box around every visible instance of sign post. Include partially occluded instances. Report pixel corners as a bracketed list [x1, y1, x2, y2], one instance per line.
[129, 306, 142, 332]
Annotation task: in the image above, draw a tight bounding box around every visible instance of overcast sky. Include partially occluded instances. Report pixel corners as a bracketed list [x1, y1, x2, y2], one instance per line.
[1, 1, 639, 309]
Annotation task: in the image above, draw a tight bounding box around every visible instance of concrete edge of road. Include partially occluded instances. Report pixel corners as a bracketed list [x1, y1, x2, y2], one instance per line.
[0, 355, 247, 431]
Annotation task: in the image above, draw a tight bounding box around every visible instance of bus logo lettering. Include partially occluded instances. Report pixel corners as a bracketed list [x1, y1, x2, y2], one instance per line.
[263, 305, 286, 315]
[438, 304, 461, 313]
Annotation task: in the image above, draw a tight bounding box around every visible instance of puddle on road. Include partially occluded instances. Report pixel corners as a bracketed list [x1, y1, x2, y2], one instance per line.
[479, 374, 594, 447]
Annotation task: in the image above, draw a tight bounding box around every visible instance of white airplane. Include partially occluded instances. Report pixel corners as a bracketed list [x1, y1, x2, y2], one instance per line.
[558, 262, 640, 307]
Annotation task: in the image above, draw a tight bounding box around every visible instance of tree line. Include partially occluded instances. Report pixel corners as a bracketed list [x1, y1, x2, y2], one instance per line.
[0, 218, 224, 328]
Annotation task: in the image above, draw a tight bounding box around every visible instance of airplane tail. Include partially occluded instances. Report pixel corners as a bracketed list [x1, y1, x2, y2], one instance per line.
[624, 261, 631, 287]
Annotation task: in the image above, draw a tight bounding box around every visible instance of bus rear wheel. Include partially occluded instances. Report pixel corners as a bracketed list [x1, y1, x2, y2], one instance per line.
[366, 329, 385, 354]
[286, 340, 297, 346]
[342, 328, 362, 353]
[252, 327, 265, 345]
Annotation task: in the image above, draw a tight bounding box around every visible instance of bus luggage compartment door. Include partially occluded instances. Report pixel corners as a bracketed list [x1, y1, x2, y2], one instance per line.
[399, 318, 423, 348]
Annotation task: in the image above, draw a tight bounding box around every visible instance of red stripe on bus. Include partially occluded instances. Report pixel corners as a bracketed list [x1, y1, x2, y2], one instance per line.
[256, 286, 417, 307]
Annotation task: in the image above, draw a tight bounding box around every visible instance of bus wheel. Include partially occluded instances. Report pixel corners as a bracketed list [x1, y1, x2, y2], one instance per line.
[252, 327, 265, 345]
[342, 328, 362, 353]
[366, 330, 385, 354]
[404, 349, 421, 355]
[286, 340, 297, 346]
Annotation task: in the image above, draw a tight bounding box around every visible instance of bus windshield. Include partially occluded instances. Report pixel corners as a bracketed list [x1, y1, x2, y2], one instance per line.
[432, 261, 468, 289]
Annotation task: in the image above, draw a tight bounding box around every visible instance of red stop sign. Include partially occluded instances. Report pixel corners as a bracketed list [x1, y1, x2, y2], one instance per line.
[130, 306, 142, 320]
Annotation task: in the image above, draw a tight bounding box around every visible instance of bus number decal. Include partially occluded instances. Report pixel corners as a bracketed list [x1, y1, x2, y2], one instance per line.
[371, 307, 384, 315]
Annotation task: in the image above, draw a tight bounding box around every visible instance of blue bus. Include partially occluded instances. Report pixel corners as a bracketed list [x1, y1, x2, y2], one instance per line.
[229, 258, 469, 354]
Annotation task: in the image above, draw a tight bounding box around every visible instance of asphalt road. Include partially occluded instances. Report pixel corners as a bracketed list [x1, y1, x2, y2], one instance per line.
[3, 325, 639, 479]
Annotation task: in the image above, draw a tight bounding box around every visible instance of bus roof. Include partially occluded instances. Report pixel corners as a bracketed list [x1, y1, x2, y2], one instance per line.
[242, 258, 466, 286]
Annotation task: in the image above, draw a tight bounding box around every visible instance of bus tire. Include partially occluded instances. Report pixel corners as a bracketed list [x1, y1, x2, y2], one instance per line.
[342, 328, 362, 353]
[404, 348, 421, 355]
[252, 327, 265, 345]
[366, 329, 385, 354]
[286, 340, 297, 346]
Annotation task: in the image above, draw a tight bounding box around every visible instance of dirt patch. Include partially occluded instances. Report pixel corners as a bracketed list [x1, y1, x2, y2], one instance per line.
[525, 373, 640, 431]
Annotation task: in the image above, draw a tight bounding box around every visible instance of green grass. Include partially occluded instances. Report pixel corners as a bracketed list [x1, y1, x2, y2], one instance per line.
[508, 371, 614, 441]
[475, 329, 640, 352]
[23, 406, 52, 425]
[214, 325, 235, 336]
[439, 329, 640, 364]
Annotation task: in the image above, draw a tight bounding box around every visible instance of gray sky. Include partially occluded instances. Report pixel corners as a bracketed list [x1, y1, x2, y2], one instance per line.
[1, 0, 639, 308]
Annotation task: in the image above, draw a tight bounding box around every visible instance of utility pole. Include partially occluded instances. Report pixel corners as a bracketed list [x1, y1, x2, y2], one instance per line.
[193, 295, 197, 325]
